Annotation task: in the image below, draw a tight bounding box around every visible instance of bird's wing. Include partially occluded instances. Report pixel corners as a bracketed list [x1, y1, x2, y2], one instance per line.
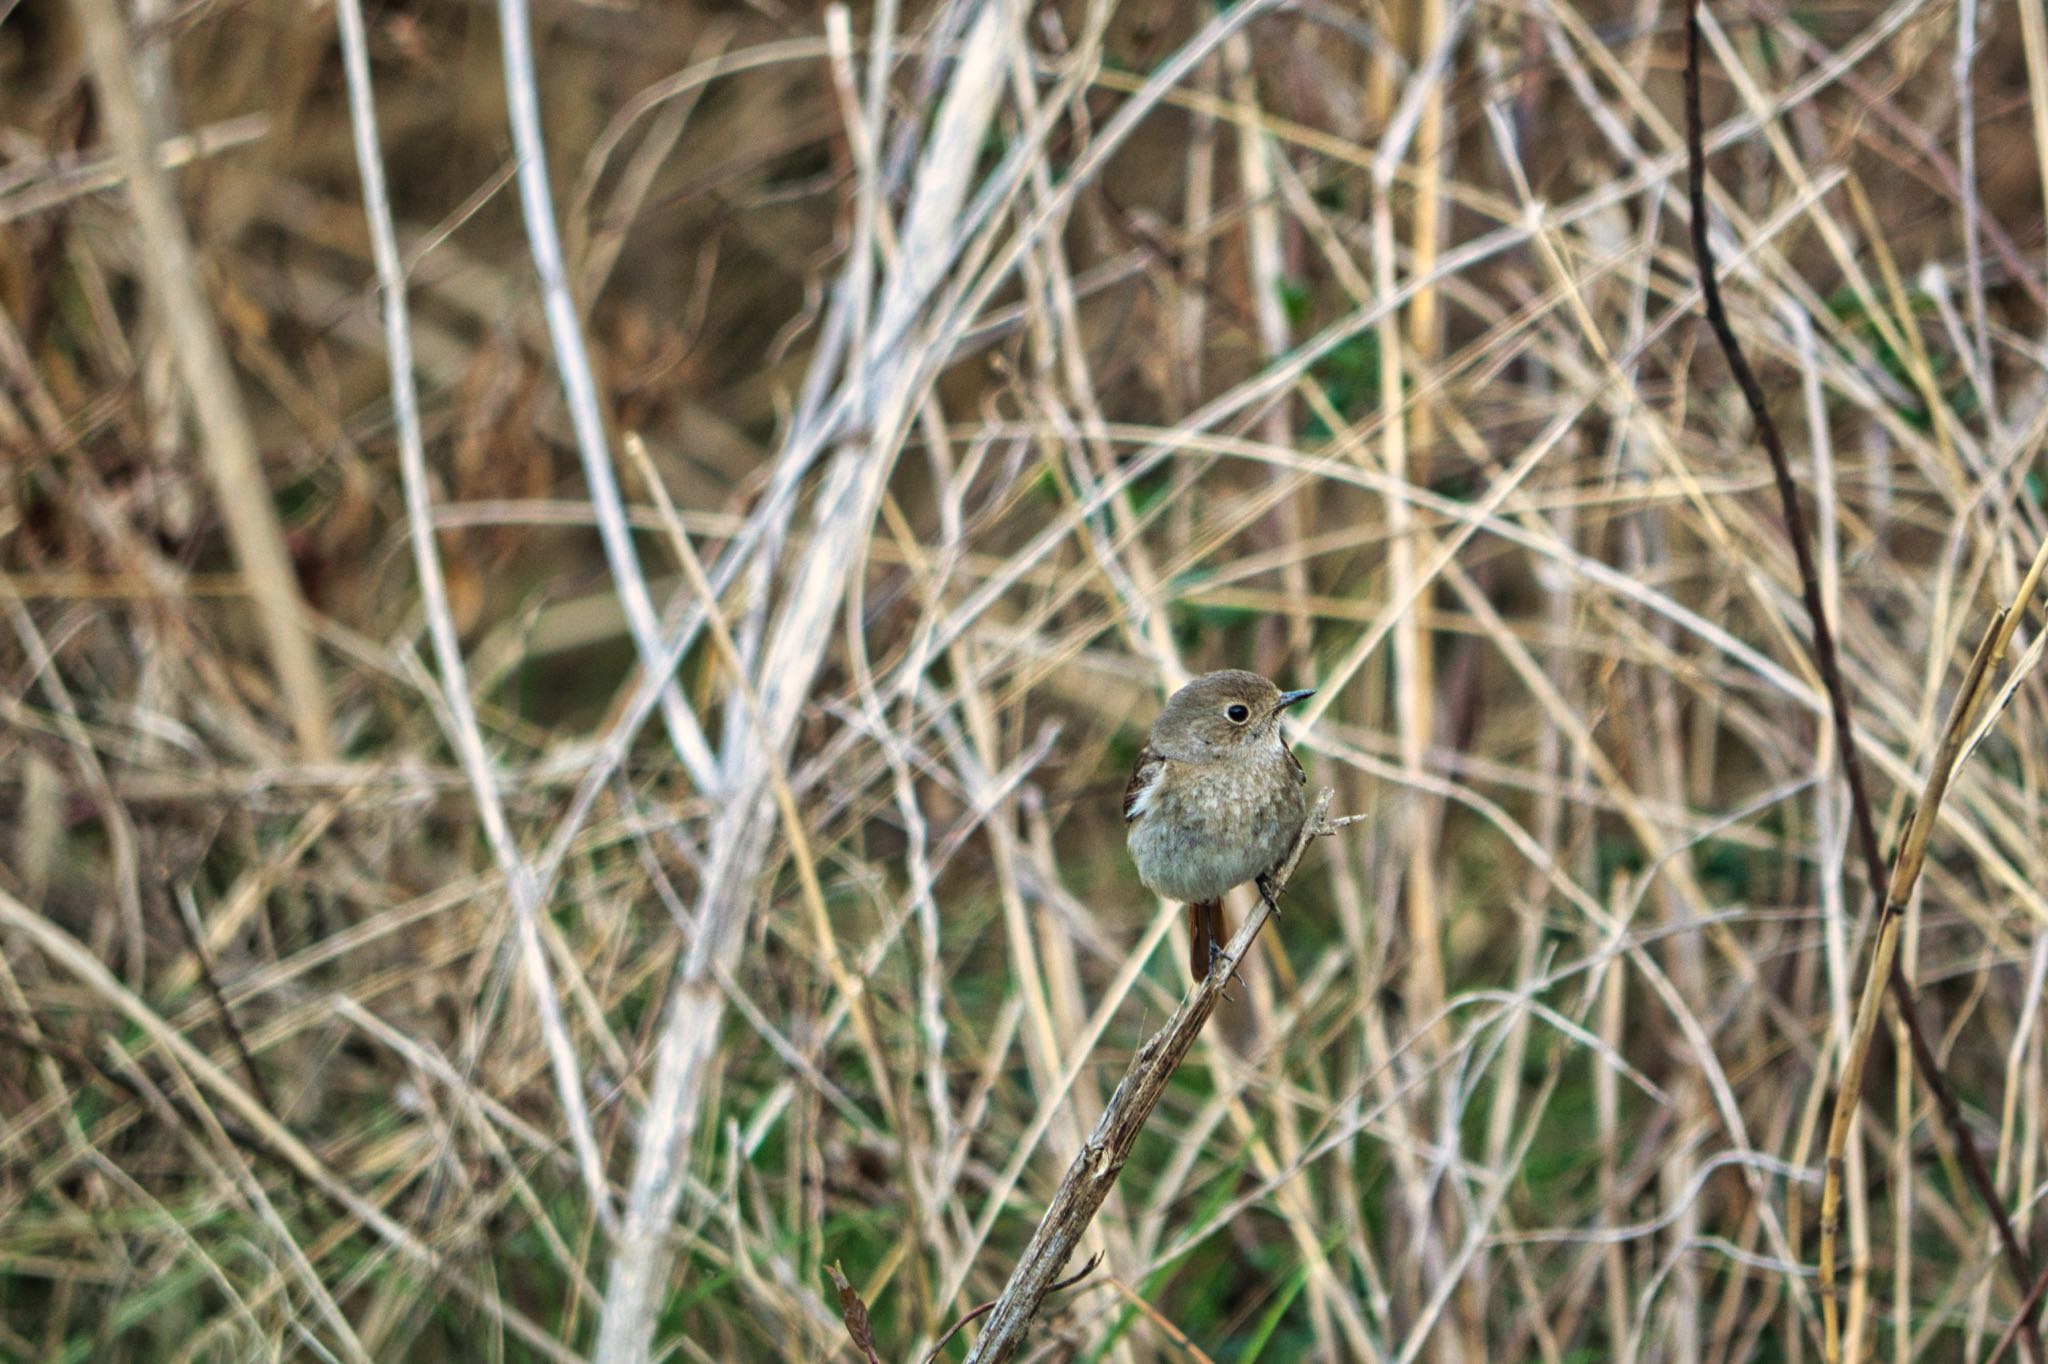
[1123, 745, 1166, 823]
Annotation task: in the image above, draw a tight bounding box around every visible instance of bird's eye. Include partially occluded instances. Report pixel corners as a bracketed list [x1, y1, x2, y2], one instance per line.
[1226, 703, 1250, 723]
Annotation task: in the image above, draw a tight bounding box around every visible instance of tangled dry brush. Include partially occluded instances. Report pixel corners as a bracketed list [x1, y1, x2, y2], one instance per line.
[3, 0, 2048, 1360]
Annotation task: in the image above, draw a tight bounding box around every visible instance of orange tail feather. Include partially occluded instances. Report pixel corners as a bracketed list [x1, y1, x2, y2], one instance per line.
[1187, 900, 1227, 981]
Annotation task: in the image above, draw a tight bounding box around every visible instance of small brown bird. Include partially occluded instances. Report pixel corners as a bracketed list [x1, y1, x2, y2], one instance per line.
[1124, 670, 1314, 981]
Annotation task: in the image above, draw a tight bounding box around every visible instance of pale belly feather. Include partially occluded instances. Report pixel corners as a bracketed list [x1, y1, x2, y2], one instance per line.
[1127, 751, 1306, 903]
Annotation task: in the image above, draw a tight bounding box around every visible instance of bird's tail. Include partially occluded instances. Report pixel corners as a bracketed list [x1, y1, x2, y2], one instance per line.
[1187, 899, 1226, 982]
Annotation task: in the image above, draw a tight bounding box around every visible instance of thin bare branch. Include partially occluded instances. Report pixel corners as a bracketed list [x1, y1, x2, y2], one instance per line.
[958, 789, 1349, 1364]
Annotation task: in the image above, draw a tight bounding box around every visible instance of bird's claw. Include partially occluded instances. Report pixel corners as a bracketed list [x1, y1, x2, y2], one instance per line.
[1207, 937, 1248, 999]
[1256, 873, 1282, 919]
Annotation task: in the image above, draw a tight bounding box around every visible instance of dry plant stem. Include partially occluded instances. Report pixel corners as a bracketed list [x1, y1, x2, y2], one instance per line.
[1682, 7, 2042, 1359]
[1814, 615, 2021, 1362]
[958, 790, 1357, 1364]
[923, 1253, 1101, 1364]
[591, 8, 1018, 1359]
[495, 0, 719, 795]
[0, 112, 268, 224]
[6, 602, 146, 986]
[1681, 0, 1885, 925]
[68, 0, 333, 760]
[334, 0, 616, 1230]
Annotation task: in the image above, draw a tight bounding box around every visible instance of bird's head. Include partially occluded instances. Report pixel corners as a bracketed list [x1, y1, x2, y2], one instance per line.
[1149, 670, 1315, 761]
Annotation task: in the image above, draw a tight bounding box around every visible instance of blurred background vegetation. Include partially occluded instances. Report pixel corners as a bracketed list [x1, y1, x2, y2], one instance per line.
[3, 0, 2047, 1359]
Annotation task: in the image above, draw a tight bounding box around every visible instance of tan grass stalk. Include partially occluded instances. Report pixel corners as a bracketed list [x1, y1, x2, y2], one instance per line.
[0, 114, 267, 225]
[2020, 0, 2048, 250]
[67, 0, 333, 760]
[6, 603, 146, 987]
[1816, 609, 2006, 1360]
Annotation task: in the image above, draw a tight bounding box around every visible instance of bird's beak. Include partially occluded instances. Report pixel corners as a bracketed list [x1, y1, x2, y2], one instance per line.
[1275, 688, 1316, 712]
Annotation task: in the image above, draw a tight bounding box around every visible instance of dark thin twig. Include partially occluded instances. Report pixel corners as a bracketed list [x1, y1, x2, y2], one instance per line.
[1681, 5, 2039, 1362]
[1988, 1263, 2048, 1364]
[1684, 14, 1882, 890]
[163, 874, 277, 1115]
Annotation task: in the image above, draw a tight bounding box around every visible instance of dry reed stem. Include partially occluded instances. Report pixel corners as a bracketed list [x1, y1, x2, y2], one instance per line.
[624, 429, 910, 1163]
[0, 113, 267, 223]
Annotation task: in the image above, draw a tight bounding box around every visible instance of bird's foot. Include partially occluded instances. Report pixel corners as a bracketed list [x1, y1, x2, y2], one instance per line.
[1256, 872, 1282, 918]
[1208, 937, 1248, 998]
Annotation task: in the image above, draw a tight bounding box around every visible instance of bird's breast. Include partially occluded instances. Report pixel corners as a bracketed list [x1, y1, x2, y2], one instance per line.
[1125, 748, 1307, 903]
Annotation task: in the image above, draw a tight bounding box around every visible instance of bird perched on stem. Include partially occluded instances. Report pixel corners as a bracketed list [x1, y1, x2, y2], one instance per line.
[1123, 670, 1314, 981]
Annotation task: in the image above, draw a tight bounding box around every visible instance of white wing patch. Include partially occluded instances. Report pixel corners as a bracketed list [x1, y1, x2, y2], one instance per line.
[1124, 760, 1163, 822]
